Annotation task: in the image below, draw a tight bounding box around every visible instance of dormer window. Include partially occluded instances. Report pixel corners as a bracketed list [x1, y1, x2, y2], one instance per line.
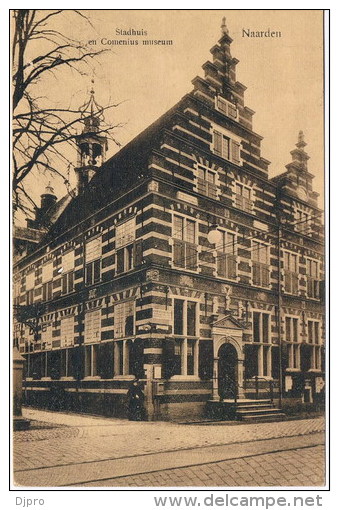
[216, 96, 238, 120]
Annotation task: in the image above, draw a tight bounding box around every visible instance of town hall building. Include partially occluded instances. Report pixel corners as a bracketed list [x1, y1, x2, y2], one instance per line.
[13, 21, 325, 421]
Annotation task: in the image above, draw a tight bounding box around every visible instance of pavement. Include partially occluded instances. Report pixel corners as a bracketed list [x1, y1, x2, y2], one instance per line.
[13, 408, 326, 488]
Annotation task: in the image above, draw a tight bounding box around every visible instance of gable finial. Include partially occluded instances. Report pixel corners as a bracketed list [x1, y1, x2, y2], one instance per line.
[221, 17, 229, 35]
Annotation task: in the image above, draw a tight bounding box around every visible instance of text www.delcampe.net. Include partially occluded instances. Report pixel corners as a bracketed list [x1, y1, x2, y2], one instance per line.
[154, 494, 323, 509]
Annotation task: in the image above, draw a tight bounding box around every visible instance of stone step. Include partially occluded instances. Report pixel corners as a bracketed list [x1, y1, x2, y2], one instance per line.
[237, 407, 283, 416]
[239, 413, 286, 422]
[236, 405, 274, 412]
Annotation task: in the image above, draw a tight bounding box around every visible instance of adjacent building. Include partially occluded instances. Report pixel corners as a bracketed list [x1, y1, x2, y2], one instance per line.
[13, 22, 325, 420]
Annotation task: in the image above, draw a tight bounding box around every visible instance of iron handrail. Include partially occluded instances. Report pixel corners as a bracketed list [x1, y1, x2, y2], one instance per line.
[221, 374, 275, 405]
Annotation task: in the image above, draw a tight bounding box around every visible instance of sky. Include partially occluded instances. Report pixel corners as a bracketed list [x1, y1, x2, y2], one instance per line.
[16, 9, 324, 223]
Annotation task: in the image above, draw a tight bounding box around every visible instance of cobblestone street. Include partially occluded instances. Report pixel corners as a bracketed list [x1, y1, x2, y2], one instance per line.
[13, 408, 326, 488]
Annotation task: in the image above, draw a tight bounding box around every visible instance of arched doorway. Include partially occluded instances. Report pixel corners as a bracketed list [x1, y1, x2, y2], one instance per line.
[218, 343, 238, 399]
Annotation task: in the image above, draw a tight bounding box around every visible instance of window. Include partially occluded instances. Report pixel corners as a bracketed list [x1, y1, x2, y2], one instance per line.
[308, 320, 320, 345]
[235, 182, 252, 213]
[62, 250, 74, 272]
[26, 289, 34, 305]
[306, 258, 320, 299]
[213, 130, 240, 164]
[116, 218, 135, 249]
[60, 316, 75, 348]
[295, 210, 312, 234]
[284, 252, 299, 295]
[251, 312, 271, 377]
[196, 165, 218, 199]
[84, 344, 99, 377]
[252, 241, 270, 287]
[84, 309, 101, 343]
[115, 218, 143, 274]
[41, 322, 53, 350]
[216, 96, 238, 120]
[85, 237, 101, 261]
[285, 317, 300, 370]
[85, 259, 101, 286]
[253, 312, 270, 343]
[173, 215, 198, 270]
[114, 301, 135, 338]
[85, 237, 101, 285]
[172, 299, 198, 376]
[61, 272, 74, 294]
[42, 262, 53, 283]
[216, 231, 237, 279]
[26, 270, 35, 290]
[307, 320, 322, 370]
[42, 281, 53, 301]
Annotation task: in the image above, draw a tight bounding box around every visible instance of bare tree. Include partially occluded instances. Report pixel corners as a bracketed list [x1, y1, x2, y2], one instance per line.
[12, 9, 120, 216]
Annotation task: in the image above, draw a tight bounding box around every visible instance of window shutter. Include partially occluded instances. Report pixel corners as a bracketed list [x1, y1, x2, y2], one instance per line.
[162, 337, 176, 379]
[61, 275, 67, 294]
[93, 259, 101, 283]
[86, 263, 93, 286]
[217, 252, 226, 277]
[134, 240, 143, 267]
[231, 140, 240, 163]
[117, 248, 125, 274]
[262, 266, 270, 287]
[173, 240, 185, 267]
[253, 262, 260, 286]
[186, 243, 197, 270]
[198, 340, 213, 379]
[227, 255, 237, 279]
[213, 130, 222, 155]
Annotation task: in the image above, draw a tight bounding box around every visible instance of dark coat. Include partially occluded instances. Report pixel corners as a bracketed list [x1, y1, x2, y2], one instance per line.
[127, 382, 146, 421]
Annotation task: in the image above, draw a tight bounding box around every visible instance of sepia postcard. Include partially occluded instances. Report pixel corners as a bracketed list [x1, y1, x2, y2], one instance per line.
[11, 9, 327, 491]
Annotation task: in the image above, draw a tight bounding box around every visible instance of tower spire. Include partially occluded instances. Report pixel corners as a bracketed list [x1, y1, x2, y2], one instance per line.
[75, 80, 108, 194]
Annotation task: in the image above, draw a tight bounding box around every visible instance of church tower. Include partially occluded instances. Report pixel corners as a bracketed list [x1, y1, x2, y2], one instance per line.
[75, 80, 108, 194]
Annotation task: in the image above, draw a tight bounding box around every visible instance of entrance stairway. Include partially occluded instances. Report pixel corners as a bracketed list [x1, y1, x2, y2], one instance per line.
[206, 398, 285, 422]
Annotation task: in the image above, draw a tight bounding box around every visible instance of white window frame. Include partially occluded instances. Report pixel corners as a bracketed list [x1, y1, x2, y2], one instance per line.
[84, 344, 100, 378]
[285, 315, 301, 371]
[114, 300, 135, 339]
[251, 309, 272, 378]
[210, 123, 242, 166]
[214, 229, 238, 281]
[195, 163, 220, 200]
[170, 212, 200, 273]
[305, 257, 321, 300]
[233, 181, 253, 213]
[115, 217, 136, 249]
[171, 296, 200, 379]
[250, 239, 271, 288]
[283, 250, 299, 296]
[307, 319, 322, 371]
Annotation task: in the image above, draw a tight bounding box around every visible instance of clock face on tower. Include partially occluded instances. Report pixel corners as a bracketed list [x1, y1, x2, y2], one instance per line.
[296, 186, 308, 201]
